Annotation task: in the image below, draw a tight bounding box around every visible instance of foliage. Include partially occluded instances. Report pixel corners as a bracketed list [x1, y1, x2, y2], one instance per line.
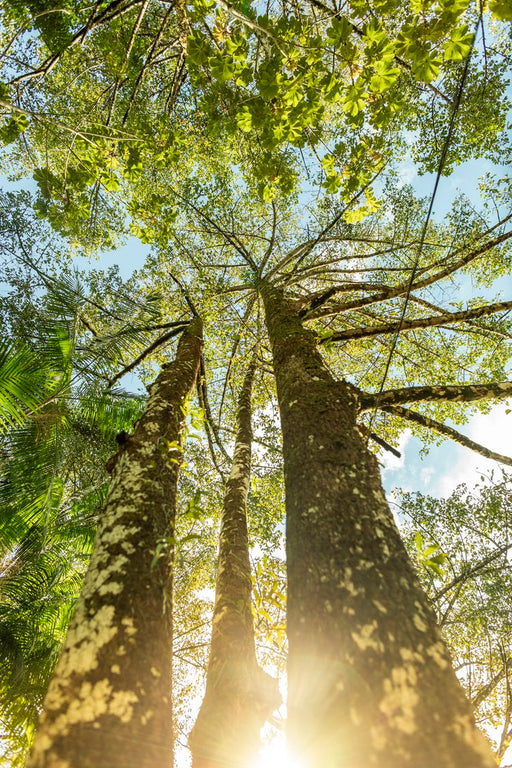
[0, 213, 183, 763]
[399, 475, 512, 761]
[0, 0, 511, 765]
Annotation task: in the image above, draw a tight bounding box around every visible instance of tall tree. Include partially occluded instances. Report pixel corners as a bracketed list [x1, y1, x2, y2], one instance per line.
[261, 281, 495, 767]
[189, 359, 279, 768]
[27, 318, 202, 768]
[1, 0, 512, 766]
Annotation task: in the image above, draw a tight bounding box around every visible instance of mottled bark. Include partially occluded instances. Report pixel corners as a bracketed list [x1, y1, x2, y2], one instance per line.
[360, 381, 512, 410]
[380, 404, 512, 467]
[28, 318, 203, 768]
[261, 282, 494, 768]
[189, 361, 279, 768]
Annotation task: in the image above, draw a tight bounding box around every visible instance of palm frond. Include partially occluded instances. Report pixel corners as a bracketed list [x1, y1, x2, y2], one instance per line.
[0, 342, 47, 433]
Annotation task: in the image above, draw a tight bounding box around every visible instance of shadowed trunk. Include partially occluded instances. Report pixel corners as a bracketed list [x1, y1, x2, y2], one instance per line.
[189, 360, 279, 768]
[261, 282, 494, 768]
[28, 318, 202, 768]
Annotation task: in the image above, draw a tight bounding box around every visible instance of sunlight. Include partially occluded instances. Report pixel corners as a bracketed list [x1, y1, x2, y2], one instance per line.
[252, 735, 302, 768]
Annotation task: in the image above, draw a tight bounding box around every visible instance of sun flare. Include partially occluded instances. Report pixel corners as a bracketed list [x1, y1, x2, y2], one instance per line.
[252, 736, 302, 768]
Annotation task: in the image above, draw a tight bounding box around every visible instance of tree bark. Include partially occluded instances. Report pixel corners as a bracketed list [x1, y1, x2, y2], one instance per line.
[28, 318, 202, 768]
[189, 360, 279, 768]
[261, 282, 494, 768]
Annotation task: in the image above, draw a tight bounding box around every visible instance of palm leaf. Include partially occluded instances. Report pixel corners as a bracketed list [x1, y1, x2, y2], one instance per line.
[0, 342, 47, 432]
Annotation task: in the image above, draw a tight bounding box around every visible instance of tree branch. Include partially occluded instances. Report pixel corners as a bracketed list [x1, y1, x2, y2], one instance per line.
[377, 404, 512, 467]
[9, 0, 144, 85]
[107, 323, 189, 388]
[368, 431, 401, 458]
[432, 542, 512, 607]
[360, 382, 512, 411]
[307, 229, 512, 320]
[322, 298, 512, 343]
[472, 657, 512, 710]
[198, 354, 231, 463]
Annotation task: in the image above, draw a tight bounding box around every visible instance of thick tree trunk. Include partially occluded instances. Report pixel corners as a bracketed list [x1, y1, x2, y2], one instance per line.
[28, 318, 202, 768]
[189, 360, 278, 768]
[261, 283, 494, 768]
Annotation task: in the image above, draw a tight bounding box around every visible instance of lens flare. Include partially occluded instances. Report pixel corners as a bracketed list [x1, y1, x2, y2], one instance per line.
[252, 736, 302, 768]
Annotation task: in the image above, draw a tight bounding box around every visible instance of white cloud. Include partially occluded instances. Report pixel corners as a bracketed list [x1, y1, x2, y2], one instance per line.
[396, 163, 417, 187]
[420, 467, 435, 488]
[435, 403, 512, 496]
[381, 429, 412, 472]
[194, 587, 215, 602]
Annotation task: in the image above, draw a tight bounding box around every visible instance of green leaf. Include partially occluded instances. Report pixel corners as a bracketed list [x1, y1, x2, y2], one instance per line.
[326, 16, 351, 45]
[235, 67, 253, 87]
[488, 0, 512, 21]
[429, 553, 448, 565]
[344, 205, 368, 223]
[0, 342, 45, 432]
[0, 81, 10, 101]
[0, 113, 29, 146]
[411, 55, 441, 83]
[236, 106, 253, 133]
[443, 25, 473, 62]
[425, 561, 444, 575]
[342, 84, 368, 117]
[100, 174, 121, 192]
[363, 19, 386, 47]
[210, 54, 235, 82]
[187, 33, 210, 66]
[370, 61, 400, 92]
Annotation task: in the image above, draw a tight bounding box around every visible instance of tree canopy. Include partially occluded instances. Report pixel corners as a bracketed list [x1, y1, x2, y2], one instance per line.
[0, 0, 512, 766]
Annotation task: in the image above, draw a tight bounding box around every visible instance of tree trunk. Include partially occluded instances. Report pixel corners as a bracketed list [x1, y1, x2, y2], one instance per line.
[261, 283, 494, 768]
[28, 318, 202, 768]
[189, 360, 279, 768]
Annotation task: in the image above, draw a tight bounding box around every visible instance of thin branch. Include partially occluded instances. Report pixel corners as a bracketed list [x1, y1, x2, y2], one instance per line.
[171, 189, 257, 270]
[414, 211, 512, 280]
[215, 0, 287, 54]
[472, 656, 512, 709]
[368, 431, 401, 458]
[218, 296, 257, 425]
[436, 543, 512, 607]
[361, 381, 512, 410]
[266, 170, 386, 283]
[196, 374, 227, 483]
[107, 324, 189, 388]
[198, 354, 230, 462]
[106, 0, 151, 125]
[8, 0, 144, 85]
[259, 201, 278, 275]
[122, 5, 176, 124]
